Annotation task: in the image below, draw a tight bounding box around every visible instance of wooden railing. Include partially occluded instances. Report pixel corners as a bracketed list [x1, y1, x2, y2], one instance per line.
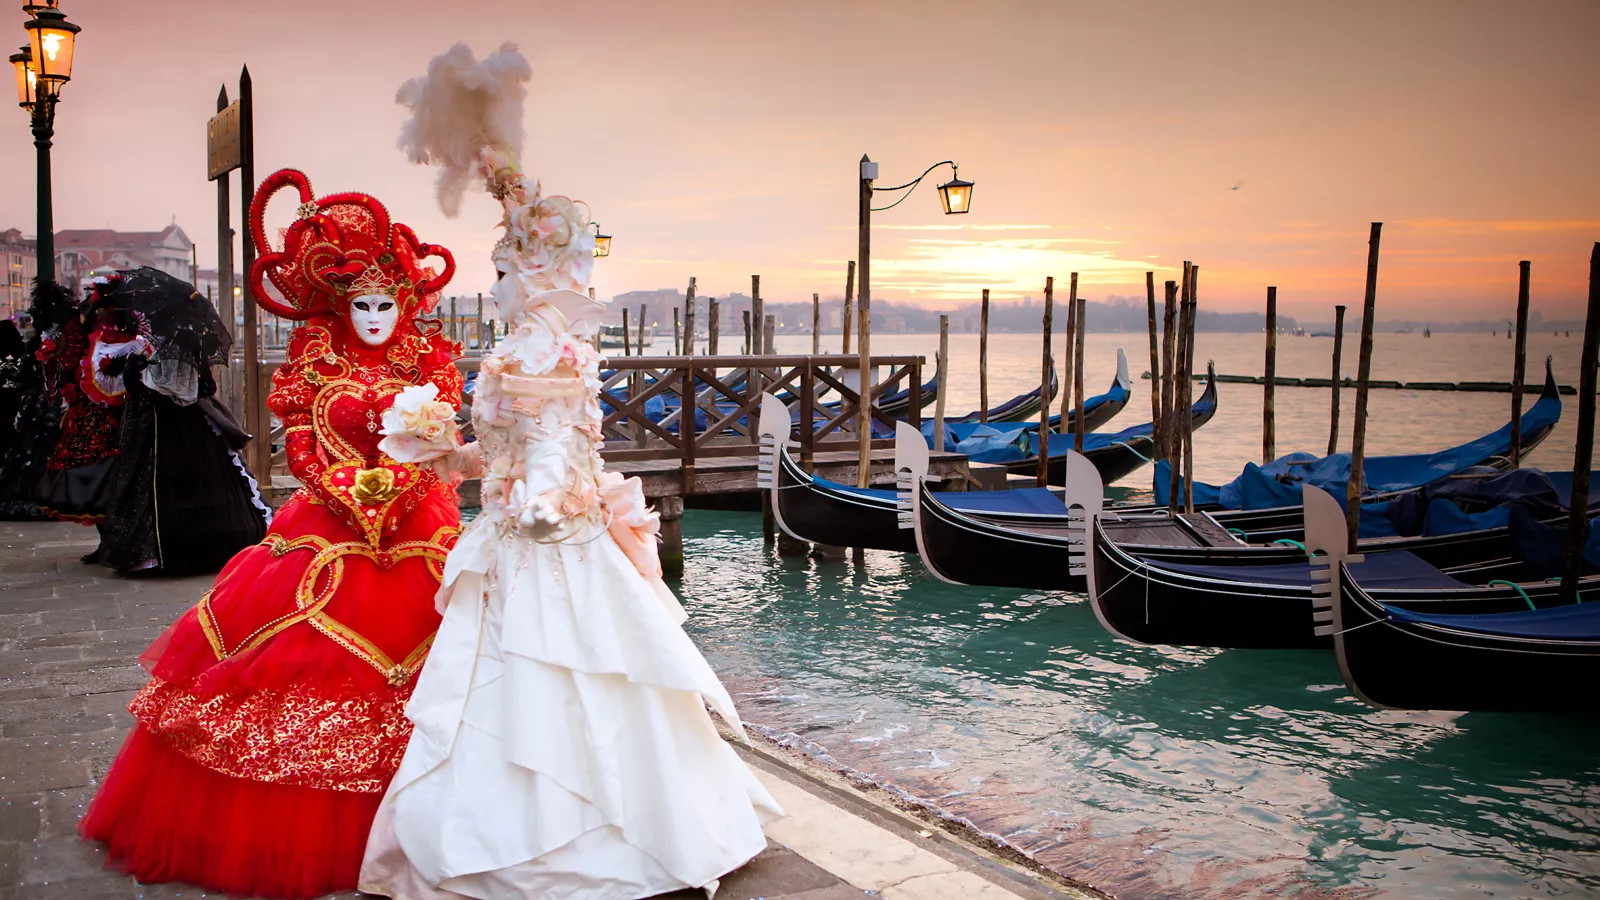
[258, 352, 924, 495]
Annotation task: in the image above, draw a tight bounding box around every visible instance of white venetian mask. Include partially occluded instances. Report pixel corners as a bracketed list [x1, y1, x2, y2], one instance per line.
[349, 294, 399, 346]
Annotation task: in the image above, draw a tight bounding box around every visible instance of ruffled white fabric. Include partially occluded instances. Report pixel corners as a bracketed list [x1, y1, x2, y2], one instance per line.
[360, 291, 780, 900]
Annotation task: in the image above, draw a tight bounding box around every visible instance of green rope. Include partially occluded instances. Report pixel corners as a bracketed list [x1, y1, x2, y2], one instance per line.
[1227, 528, 1248, 538]
[1487, 579, 1537, 611]
[1272, 539, 1310, 556]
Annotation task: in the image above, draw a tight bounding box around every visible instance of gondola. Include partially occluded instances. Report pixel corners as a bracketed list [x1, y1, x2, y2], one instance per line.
[757, 397, 1079, 552]
[1000, 364, 1217, 486]
[926, 350, 1133, 450]
[1152, 360, 1564, 533]
[1311, 486, 1600, 711]
[1085, 503, 1587, 650]
[912, 448, 1106, 589]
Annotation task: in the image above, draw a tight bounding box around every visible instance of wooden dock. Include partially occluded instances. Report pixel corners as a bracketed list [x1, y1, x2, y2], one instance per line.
[258, 352, 969, 573]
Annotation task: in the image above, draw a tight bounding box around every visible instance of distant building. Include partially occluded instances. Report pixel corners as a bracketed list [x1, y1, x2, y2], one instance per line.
[0, 229, 37, 316]
[54, 224, 196, 298]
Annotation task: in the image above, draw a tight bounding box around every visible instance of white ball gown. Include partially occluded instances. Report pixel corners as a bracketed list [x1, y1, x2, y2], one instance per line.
[359, 293, 782, 899]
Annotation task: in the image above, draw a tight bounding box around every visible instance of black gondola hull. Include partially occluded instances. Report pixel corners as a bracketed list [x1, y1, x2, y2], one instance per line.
[1334, 573, 1600, 711]
[915, 479, 1083, 591]
[772, 448, 915, 552]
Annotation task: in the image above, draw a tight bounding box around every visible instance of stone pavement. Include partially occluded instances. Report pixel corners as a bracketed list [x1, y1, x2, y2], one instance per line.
[1, 520, 1081, 900]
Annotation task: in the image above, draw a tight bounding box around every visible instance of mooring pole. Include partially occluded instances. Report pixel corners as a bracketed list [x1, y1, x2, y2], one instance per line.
[811, 292, 820, 355]
[842, 261, 855, 355]
[1036, 276, 1055, 488]
[1073, 295, 1087, 453]
[1059, 274, 1077, 431]
[1559, 244, 1599, 605]
[1510, 260, 1532, 467]
[683, 276, 696, 355]
[935, 314, 949, 452]
[979, 288, 991, 423]
[1346, 223, 1384, 552]
[1329, 304, 1346, 455]
[1183, 265, 1199, 513]
[638, 304, 647, 356]
[751, 275, 763, 355]
[1146, 272, 1161, 454]
[742, 309, 751, 355]
[1168, 264, 1191, 510]
[1264, 285, 1277, 464]
[672, 307, 681, 355]
[707, 295, 719, 356]
[1161, 280, 1177, 463]
[621, 307, 631, 357]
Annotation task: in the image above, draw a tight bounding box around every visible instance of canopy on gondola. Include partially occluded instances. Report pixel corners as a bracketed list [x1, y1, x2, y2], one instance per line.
[1153, 360, 1562, 516]
[924, 350, 1132, 452]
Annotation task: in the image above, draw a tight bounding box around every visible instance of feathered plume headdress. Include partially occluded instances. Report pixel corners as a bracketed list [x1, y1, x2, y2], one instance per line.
[397, 42, 597, 324]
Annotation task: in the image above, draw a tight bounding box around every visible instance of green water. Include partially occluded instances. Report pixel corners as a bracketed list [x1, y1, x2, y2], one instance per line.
[676, 511, 1600, 899]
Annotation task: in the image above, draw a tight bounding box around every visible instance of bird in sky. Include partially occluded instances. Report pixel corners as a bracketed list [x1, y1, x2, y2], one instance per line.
[1231, 181, 1244, 191]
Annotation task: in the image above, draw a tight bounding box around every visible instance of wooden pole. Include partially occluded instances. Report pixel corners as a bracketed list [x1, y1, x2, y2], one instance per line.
[239, 66, 265, 479]
[979, 288, 991, 422]
[1329, 304, 1346, 455]
[1559, 243, 1599, 605]
[812, 292, 820, 355]
[450, 296, 459, 344]
[1074, 294, 1087, 454]
[1058, 275, 1077, 433]
[214, 85, 236, 419]
[742, 309, 752, 355]
[935, 314, 949, 451]
[1183, 265, 1199, 513]
[1036, 276, 1055, 487]
[1346, 223, 1384, 552]
[751, 275, 763, 354]
[1510, 260, 1531, 467]
[708, 296, 719, 355]
[673, 307, 681, 355]
[857, 158, 873, 489]
[635, 304, 645, 356]
[763, 314, 776, 362]
[683, 276, 696, 355]
[621, 307, 631, 357]
[1145, 272, 1161, 454]
[1160, 280, 1177, 462]
[1264, 285, 1277, 463]
[842, 261, 855, 354]
[1168, 264, 1190, 510]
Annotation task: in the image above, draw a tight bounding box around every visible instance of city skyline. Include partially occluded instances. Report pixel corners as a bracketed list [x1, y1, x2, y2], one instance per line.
[0, 1, 1595, 321]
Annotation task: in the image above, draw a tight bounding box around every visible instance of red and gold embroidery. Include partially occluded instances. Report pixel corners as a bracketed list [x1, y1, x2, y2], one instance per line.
[131, 676, 414, 793]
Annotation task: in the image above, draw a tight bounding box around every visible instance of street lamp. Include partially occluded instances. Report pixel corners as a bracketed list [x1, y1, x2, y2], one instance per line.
[852, 154, 974, 485]
[17, 0, 80, 292]
[591, 222, 611, 258]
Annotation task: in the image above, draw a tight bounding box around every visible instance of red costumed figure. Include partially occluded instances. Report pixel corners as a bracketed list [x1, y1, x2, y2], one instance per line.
[80, 169, 463, 898]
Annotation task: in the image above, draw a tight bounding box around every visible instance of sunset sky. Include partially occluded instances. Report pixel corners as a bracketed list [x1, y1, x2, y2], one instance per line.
[2, 0, 1596, 321]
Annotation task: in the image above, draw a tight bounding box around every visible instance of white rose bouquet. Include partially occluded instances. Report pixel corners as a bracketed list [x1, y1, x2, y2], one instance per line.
[378, 383, 460, 463]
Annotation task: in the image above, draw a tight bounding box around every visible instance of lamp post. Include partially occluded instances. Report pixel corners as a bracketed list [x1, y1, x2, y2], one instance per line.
[12, 1, 80, 292]
[853, 154, 972, 486]
[591, 222, 611, 258]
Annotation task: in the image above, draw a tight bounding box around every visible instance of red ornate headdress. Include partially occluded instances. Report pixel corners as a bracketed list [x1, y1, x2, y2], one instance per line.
[248, 168, 455, 322]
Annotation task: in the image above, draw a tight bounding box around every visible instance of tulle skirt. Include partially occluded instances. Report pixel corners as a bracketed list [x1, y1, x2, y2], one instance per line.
[79, 486, 459, 897]
[80, 726, 381, 899]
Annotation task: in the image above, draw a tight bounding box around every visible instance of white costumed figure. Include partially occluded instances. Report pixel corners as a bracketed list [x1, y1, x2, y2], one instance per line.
[359, 43, 781, 900]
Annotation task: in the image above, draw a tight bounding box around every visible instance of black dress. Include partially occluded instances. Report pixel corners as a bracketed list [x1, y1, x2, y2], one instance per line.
[99, 360, 269, 575]
[87, 268, 270, 575]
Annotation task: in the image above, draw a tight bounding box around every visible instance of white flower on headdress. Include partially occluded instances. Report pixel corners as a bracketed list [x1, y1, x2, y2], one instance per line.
[378, 383, 460, 463]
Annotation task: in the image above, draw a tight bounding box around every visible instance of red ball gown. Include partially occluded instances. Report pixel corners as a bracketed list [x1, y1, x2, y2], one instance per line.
[80, 169, 463, 899]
